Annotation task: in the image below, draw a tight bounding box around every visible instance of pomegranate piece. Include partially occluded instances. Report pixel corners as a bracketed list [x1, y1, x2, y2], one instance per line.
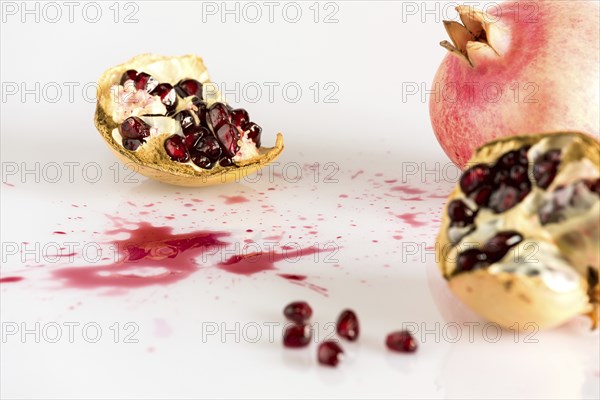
[283, 324, 311, 348]
[133, 72, 158, 92]
[460, 164, 490, 194]
[243, 122, 262, 148]
[119, 116, 150, 140]
[336, 309, 359, 341]
[230, 108, 249, 127]
[175, 78, 203, 99]
[386, 331, 418, 353]
[455, 248, 488, 274]
[193, 135, 222, 161]
[164, 135, 189, 162]
[483, 231, 523, 263]
[120, 69, 138, 85]
[150, 83, 178, 114]
[215, 123, 241, 158]
[208, 102, 231, 132]
[122, 138, 143, 151]
[283, 301, 313, 323]
[447, 199, 475, 226]
[318, 341, 344, 367]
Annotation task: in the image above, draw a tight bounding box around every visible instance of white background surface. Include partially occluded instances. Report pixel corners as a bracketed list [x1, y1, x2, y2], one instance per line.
[1, 1, 599, 399]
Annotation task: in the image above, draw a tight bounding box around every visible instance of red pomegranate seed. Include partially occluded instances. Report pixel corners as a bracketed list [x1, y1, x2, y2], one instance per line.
[192, 98, 209, 128]
[498, 150, 520, 168]
[208, 102, 231, 132]
[174, 110, 197, 134]
[336, 309, 359, 341]
[585, 178, 600, 195]
[283, 324, 311, 348]
[183, 126, 208, 150]
[150, 83, 178, 113]
[122, 138, 143, 151]
[243, 122, 262, 148]
[533, 149, 561, 189]
[119, 116, 150, 140]
[483, 231, 523, 263]
[134, 72, 158, 92]
[470, 185, 492, 206]
[230, 108, 249, 127]
[164, 135, 189, 162]
[386, 331, 418, 353]
[318, 341, 344, 367]
[191, 153, 214, 169]
[175, 79, 203, 99]
[447, 199, 475, 225]
[194, 135, 222, 161]
[219, 157, 234, 167]
[488, 185, 520, 213]
[283, 301, 313, 323]
[216, 123, 241, 158]
[455, 248, 488, 273]
[120, 69, 137, 85]
[460, 164, 490, 194]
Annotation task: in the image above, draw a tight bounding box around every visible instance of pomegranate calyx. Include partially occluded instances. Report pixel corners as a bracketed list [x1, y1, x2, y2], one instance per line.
[441, 6, 509, 67]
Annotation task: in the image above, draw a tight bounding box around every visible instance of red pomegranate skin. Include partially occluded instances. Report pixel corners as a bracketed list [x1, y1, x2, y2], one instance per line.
[430, 0, 599, 168]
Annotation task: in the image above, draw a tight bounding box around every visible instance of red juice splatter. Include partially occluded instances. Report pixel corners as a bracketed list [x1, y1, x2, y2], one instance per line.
[351, 170, 364, 180]
[0, 276, 24, 284]
[278, 273, 307, 281]
[53, 231, 67, 235]
[52, 221, 230, 289]
[222, 195, 249, 204]
[396, 213, 427, 227]
[391, 185, 426, 195]
[217, 246, 330, 276]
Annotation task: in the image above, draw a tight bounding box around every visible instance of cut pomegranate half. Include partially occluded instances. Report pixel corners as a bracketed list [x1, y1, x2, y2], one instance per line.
[95, 54, 284, 186]
[437, 132, 600, 330]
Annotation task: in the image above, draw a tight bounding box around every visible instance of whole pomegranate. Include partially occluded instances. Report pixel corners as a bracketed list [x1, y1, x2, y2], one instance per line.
[430, 1, 599, 168]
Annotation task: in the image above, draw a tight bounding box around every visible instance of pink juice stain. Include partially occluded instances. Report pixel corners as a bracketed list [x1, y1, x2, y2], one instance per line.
[391, 185, 426, 195]
[217, 246, 328, 276]
[396, 212, 427, 227]
[221, 195, 250, 205]
[52, 222, 230, 289]
[0, 276, 24, 284]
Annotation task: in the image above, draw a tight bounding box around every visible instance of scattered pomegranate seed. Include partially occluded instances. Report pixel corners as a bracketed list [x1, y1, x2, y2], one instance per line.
[164, 135, 189, 162]
[283, 301, 313, 323]
[318, 341, 344, 367]
[283, 324, 311, 348]
[386, 331, 418, 353]
[336, 309, 359, 341]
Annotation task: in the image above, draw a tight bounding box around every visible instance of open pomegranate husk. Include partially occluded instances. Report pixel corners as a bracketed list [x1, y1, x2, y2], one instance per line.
[94, 54, 284, 186]
[437, 132, 599, 330]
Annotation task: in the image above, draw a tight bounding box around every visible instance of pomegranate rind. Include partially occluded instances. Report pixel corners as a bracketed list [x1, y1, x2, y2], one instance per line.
[437, 132, 600, 330]
[94, 54, 284, 187]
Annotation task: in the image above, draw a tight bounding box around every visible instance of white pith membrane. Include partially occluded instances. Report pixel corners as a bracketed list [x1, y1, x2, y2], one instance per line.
[107, 78, 260, 167]
[445, 135, 599, 312]
[440, 6, 511, 67]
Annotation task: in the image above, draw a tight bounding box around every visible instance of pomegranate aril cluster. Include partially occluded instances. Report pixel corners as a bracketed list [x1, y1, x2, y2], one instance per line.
[454, 231, 523, 274]
[118, 70, 263, 169]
